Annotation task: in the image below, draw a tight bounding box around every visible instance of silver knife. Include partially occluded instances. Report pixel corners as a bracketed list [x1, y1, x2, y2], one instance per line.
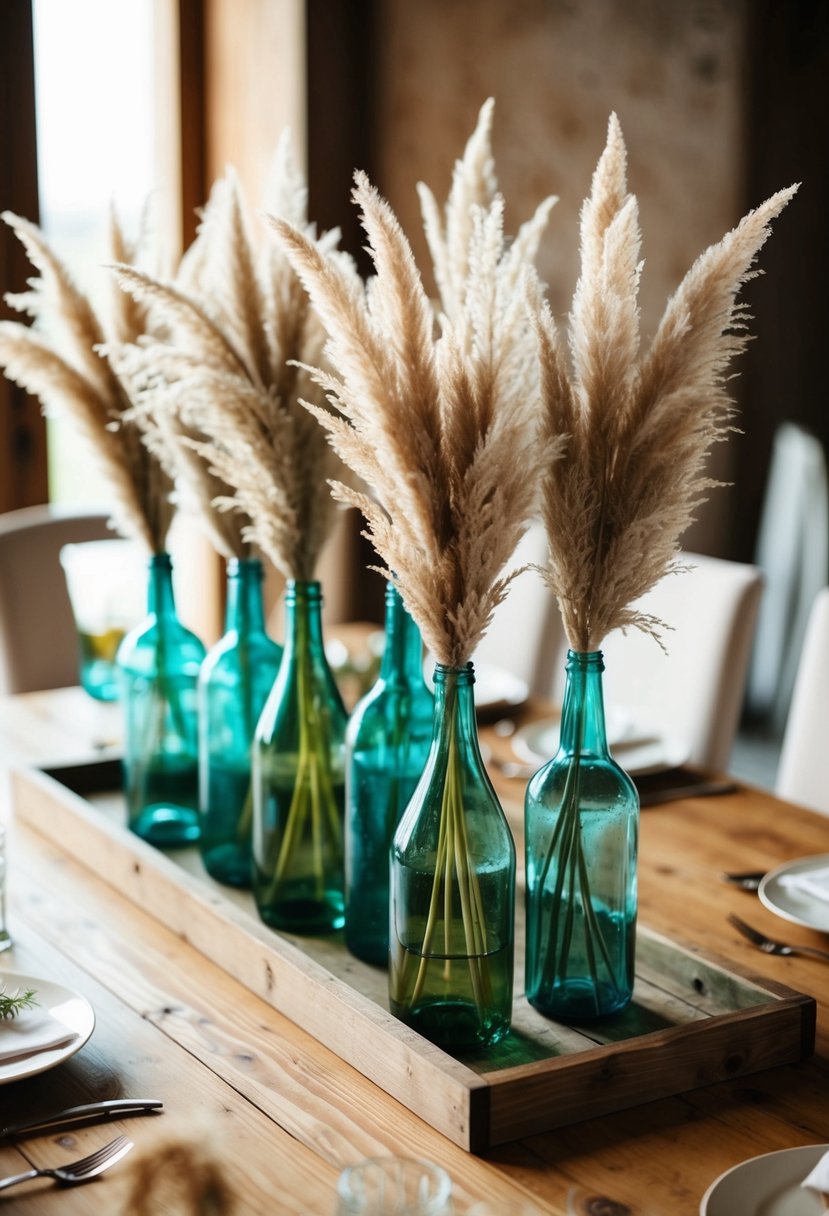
[1, 1098, 163, 1140]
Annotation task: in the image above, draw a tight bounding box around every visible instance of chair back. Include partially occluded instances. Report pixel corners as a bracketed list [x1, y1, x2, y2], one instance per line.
[0, 504, 114, 694]
[776, 586, 829, 815]
[592, 553, 763, 773]
[747, 423, 829, 726]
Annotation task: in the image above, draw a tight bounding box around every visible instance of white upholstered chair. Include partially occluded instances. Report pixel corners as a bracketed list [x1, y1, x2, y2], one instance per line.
[0, 504, 114, 694]
[747, 423, 829, 727]
[551, 553, 765, 774]
[776, 586, 829, 815]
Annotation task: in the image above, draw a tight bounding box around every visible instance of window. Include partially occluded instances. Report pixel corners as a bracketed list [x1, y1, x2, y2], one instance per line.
[32, 0, 160, 503]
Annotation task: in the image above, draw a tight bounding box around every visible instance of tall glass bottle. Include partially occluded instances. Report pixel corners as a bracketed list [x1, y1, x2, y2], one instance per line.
[345, 582, 433, 965]
[198, 557, 282, 887]
[117, 552, 205, 847]
[252, 580, 348, 934]
[389, 663, 515, 1052]
[525, 650, 639, 1021]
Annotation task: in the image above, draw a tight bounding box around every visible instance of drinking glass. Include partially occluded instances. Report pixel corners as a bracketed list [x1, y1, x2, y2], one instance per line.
[60, 539, 144, 701]
[335, 1157, 452, 1215]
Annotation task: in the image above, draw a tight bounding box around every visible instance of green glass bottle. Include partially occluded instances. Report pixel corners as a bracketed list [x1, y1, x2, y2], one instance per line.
[525, 650, 639, 1020]
[252, 580, 348, 934]
[117, 552, 205, 848]
[389, 663, 515, 1052]
[345, 582, 433, 965]
[198, 557, 282, 887]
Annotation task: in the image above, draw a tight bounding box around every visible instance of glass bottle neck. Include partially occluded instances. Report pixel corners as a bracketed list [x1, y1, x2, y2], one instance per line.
[558, 650, 609, 756]
[224, 557, 267, 635]
[380, 583, 424, 686]
[146, 553, 177, 621]
[431, 664, 478, 751]
[282, 580, 325, 657]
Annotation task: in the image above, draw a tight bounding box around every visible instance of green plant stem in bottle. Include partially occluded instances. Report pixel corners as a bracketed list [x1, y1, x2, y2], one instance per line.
[252, 580, 347, 934]
[345, 582, 433, 965]
[117, 552, 205, 848]
[389, 663, 515, 1052]
[525, 650, 639, 1021]
[198, 557, 282, 887]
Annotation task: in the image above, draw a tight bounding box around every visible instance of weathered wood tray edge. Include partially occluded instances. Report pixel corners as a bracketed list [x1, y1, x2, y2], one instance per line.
[10, 760, 816, 1153]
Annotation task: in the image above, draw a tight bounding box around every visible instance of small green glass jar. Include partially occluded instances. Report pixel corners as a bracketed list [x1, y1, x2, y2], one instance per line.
[524, 650, 639, 1020]
[198, 557, 282, 887]
[252, 580, 348, 934]
[117, 552, 205, 848]
[389, 663, 515, 1052]
[345, 582, 433, 965]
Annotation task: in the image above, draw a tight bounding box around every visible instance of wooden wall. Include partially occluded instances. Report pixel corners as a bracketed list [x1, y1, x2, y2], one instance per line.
[0, 2, 48, 512]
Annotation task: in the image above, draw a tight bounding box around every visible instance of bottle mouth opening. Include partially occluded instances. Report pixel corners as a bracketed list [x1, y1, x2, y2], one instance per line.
[226, 557, 264, 578]
[284, 579, 322, 601]
[565, 649, 604, 669]
[433, 661, 475, 684]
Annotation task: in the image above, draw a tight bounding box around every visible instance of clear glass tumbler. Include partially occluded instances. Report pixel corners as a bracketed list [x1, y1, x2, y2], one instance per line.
[335, 1157, 452, 1215]
[60, 539, 144, 701]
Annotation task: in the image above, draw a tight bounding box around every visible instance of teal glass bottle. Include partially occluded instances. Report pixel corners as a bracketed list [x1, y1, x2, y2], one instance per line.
[252, 580, 348, 934]
[198, 557, 282, 887]
[117, 553, 206, 848]
[389, 663, 515, 1052]
[345, 582, 433, 965]
[525, 650, 639, 1020]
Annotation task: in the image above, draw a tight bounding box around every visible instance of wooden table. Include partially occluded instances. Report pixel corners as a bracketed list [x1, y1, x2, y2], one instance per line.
[1, 688, 828, 1214]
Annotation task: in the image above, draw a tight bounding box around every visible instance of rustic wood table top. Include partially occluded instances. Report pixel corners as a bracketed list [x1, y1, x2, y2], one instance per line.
[0, 686, 828, 1214]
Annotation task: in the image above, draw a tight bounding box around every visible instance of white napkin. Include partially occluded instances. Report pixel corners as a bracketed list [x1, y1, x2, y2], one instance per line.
[0, 1009, 78, 1063]
[802, 1149, 829, 1206]
[779, 865, 829, 906]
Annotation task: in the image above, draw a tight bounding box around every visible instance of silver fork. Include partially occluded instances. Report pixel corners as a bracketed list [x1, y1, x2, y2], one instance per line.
[0, 1134, 133, 1191]
[727, 913, 829, 962]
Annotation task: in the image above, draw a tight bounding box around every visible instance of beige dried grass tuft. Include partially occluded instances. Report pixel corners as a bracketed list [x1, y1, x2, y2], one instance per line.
[530, 113, 798, 652]
[108, 137, 343, 579]
[0, 208, 174, 551]
[270, 105, 560, 666]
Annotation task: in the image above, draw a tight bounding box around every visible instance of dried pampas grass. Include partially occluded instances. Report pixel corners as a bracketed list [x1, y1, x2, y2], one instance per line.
[271, 103, 560, 667]
[530, 113, 798, 652]
[0, 208, 174, 552]
[108, 137, 342, 579]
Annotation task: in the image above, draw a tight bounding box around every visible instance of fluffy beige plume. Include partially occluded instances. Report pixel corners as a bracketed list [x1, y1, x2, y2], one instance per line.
[417, 98, 558, 329]
[0, 209, 174, 551]
[271, 160, 561, 667]
[531, 113, 798, 652]
[109, 140, 342, 580]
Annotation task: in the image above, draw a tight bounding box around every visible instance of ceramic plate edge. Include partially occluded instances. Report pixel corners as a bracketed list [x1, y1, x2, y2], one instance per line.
[758, 854, 829, 933]
[512, 718, 689, 777]
[0, 970, 95, 1085]
[700, 1144, 829, 1215]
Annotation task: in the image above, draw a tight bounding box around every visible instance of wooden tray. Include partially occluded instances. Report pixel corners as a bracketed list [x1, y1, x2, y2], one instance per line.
[11, 758, 816, 1152]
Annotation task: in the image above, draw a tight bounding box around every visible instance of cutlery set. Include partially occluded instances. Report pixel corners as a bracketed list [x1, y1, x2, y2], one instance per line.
[0, 1098, 162, 1192]
[723, 869, 829, 963]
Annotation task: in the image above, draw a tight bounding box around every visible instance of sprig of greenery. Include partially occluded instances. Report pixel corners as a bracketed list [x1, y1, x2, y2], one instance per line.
[0, 985, 38, 1020]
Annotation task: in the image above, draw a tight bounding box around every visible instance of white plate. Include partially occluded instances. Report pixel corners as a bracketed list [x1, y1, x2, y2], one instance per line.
[471, 664, 529, 715]
[512, 714, 690, 777]
[700, 1144, 829, 1215]
[759, 855, 829, 934]
[0, 971, 95, 1085]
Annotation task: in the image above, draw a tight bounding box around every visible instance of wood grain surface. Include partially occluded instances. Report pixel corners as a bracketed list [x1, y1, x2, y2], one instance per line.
[1, 687, 828, 1214]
